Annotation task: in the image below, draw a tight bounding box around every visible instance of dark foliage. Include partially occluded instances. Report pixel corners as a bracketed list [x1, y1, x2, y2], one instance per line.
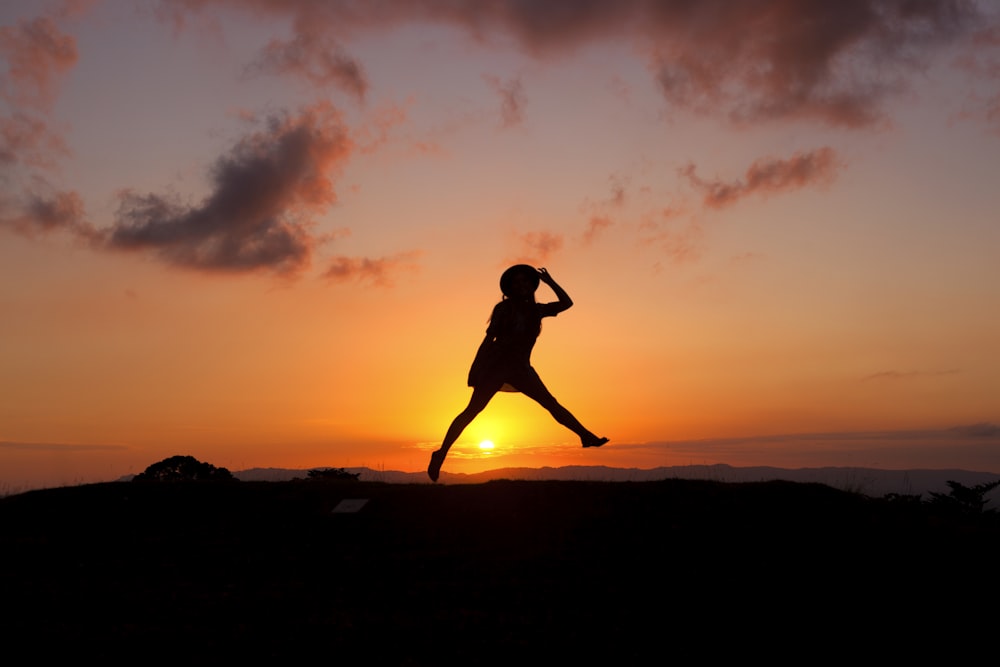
[927, 479, 1000, 516]
[306, 467, 360, 481]
[3, 478, 997, 661]
[132, 455, 235, 482]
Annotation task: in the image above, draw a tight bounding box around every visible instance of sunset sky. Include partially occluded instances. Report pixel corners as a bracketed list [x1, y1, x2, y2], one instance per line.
[2, 0, 999, 491]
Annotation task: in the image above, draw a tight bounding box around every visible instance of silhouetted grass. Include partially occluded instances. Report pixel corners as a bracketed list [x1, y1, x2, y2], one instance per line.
[2, 479, 997, 662]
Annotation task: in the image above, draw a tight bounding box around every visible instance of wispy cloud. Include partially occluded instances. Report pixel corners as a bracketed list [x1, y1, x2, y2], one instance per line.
[863, 369, 962, 381]
[510, 230, 564, 265]
[582, 215, 613, 245]
[639, 208, 702, 264]
[0, 13, 78, 111]
[484, 74, 527, 128]
[0, 112, 70, 170]
[0, 9, 79, 175]
[321, 250, 422, 286]
[0, 5, 92, 239]
[681, 147, 841, 209]
[954, 24, 1000, 135]
[245, 32, 368, 103]
[0, 440, 127, 452]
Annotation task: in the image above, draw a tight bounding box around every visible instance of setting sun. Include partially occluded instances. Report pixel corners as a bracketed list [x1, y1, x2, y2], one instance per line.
[478, 440, 495, 451]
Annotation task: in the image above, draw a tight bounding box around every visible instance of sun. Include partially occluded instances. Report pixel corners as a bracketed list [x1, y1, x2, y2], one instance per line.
[478, 440, 495, 451]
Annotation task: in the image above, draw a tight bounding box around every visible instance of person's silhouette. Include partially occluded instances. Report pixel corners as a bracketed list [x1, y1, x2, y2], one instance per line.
[428, 265, 608, 481]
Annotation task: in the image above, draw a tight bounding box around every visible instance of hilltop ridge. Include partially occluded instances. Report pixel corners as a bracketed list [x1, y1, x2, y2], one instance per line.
[232, 462, 1000, 498]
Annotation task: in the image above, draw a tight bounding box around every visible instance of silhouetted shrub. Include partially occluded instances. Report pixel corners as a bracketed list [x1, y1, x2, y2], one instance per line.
[306, 467, 360, 481]
[927, 480, 1000, 516]
[133, 455, 235, 482]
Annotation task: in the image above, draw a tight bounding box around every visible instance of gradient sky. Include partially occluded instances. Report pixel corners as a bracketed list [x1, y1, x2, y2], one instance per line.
[2, 0, 999, 491]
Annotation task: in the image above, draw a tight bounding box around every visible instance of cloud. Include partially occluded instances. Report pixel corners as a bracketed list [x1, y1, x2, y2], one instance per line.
[0, 188, 97, 241]
[0, 112, 70, 169]
[640, 214, 702, 264]
[0, 13, 78, 111]
[106, 102, 352, 276]
[949, 423, 1000, 438]
[647, 0, 978, 127]
[863, 369, 962, 381]
[509, 230, 564, 265]
[954, 24, 1000, 134]
[578, 174, 628, 245]
[0, 440, 127, 452]
[321, 250, 422, 286]
[0, 8, 84, 177]
[160, 0, 984, 130]
[582, 215, 613, 245]
[682, 147, 841, 209]
[484, 74, 527, 128]
[246, 32, 368, 103]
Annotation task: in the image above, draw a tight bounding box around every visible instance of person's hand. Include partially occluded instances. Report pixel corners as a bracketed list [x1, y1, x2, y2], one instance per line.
[537, 267, 556, 285]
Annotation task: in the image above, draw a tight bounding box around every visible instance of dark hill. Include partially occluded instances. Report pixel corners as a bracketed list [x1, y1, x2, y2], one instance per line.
[2, 479, 996, 662]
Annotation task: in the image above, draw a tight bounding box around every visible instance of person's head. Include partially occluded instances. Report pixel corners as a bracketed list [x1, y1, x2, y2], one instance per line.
[499, 264, 539, 301]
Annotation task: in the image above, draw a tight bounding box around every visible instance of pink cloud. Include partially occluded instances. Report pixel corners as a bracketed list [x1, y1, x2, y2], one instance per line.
[510, 230, 564, 264]
[246, 32, 368, 103]
[321, 250, 422, 287]
[682, 147, 841, 209]
[0, 14, 78, 111]
[639, 208, 702, 264]
[0, 113, 70, 170]
[583, 215, 613, 245]
[483, 74, 527, 128]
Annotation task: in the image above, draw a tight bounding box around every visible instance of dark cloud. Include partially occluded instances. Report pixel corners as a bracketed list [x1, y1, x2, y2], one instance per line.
[0, 188, 97, 241]
[949, 423, 1000, 438]
[321, 250, 422, 286]
[681, 147, 840, 209]
[649, 0, 979, 127]
[163, 0, 985, 129]
[106, 103, 352, 276]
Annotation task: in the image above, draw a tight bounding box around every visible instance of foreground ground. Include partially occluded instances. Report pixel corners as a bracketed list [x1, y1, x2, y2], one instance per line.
[3, 478, 998, 662]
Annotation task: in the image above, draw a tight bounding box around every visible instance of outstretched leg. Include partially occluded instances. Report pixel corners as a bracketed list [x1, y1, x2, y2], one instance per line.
[515, 372, 608, 448]
[429, 383, 500, 482]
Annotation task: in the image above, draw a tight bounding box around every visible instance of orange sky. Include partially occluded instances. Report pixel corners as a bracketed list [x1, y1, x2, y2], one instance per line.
[2, 1, 999, 491]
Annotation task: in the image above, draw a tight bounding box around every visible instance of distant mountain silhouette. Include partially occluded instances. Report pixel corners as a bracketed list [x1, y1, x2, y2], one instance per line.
[232, 463, 1000, 499]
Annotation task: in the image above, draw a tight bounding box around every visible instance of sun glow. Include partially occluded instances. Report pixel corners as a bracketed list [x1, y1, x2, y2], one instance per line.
[478, 440, 495, 451]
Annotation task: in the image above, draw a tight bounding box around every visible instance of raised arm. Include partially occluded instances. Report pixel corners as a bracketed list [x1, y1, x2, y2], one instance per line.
[537, 268, 573, 313]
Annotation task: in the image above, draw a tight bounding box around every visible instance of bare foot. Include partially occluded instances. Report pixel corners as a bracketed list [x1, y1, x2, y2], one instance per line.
[583, 437, 609, 448]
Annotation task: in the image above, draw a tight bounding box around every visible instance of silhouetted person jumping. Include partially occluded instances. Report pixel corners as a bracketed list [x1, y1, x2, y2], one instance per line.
[428, 265, 608, 482]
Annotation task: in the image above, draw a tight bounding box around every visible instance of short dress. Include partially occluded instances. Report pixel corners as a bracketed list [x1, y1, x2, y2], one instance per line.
[467, 299, 563, 392]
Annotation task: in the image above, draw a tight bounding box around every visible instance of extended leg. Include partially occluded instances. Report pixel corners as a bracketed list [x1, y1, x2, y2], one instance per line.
[515, 372, 608, 448]
[428, 383, 500, 482]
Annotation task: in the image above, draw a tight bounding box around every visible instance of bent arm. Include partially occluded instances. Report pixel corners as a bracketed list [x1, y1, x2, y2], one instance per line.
[538, 268, 573, 314]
